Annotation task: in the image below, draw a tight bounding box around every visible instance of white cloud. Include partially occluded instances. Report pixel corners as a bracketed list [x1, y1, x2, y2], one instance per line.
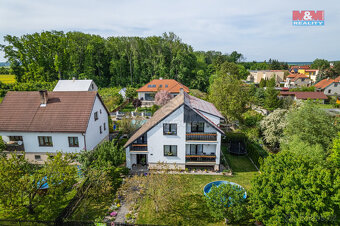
[0, 0, 339, 62]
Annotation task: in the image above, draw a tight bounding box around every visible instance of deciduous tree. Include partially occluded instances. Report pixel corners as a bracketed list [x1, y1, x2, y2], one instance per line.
[205, 183, 248, 223]
[155, 90, 172, 106]
[250, 151, 339, 225]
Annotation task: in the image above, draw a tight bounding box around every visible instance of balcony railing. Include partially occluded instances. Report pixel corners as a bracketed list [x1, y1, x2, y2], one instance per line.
[5, 142, 25, 152]
[186, 133, 217, 141]
[130, 144, 148, 151]
[185, 155, 216, 162]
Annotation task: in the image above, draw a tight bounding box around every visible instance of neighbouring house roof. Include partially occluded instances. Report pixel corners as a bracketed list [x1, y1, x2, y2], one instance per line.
[291, 74, 309, 82]
[314, 76, 340, 89]
[137, 79, 189, 93]
[279, 91, 328, 100]
[305, 69, 319, 72]
[53, 79, 95, 91]
[290, 65, 310, 69]
[0, 91, 108, 133]
[124, 92, 224, 148]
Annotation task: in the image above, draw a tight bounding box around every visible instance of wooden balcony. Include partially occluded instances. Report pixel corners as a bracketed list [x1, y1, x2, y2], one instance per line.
[185, 155, 216, 162]
[186, 133, 217, 141]
[130, 144, 148, 152]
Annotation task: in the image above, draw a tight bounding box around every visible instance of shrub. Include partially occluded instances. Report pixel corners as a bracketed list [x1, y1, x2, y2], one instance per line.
[205, 183, 248, 223]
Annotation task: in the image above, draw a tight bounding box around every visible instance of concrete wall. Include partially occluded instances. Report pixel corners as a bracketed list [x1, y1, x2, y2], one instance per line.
[85, 95, 109, 150]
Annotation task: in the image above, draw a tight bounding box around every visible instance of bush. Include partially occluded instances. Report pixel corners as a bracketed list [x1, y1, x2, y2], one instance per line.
[241, 110, 263, 127]
[205, 183, 248, 223]
[250, 151, 339, 225]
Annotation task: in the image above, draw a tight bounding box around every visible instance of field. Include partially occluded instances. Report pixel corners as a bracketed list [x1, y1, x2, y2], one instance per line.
[0, 74, 16, 84]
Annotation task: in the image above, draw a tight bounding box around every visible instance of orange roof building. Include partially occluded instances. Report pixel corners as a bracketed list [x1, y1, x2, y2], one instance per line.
[137, 79, 189, 93]
[137, 79, 189, 105]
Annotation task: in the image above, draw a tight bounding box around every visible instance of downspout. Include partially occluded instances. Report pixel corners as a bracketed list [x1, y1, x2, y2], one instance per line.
[82, 133, 87, 151]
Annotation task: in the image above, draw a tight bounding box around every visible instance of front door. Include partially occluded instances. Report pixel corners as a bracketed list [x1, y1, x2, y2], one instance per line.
[137, 154, 147, 165]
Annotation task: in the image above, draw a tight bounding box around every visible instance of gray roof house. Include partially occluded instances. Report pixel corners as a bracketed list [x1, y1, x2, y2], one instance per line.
[53, 79, 98, 91]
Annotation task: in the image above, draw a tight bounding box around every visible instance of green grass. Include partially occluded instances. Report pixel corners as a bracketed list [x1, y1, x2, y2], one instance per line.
[0, 74, 16, 84]
[69, 196, 112, 221]
[120, 103, 135, 112]
[313, 103, 336, 109]
[136, 153, 259, 225]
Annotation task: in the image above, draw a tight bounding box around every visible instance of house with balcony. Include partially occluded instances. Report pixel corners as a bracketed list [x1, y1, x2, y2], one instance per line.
[0, 90, 109, 163]
[314, 76, 340, 96]
[137, 78, 189, 107]
[284, 74, 312, 88]
[124, 89, 225, 171]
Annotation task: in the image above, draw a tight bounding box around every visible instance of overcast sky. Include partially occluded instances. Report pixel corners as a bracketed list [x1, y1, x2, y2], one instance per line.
[0, 0, 339, 62]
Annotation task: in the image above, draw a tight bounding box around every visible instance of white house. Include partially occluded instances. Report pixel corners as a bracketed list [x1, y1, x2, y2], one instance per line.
[119, 87, 127, 99]
[0, 90, 109, 163]
[53, 79, 98, 91]
[124, 89, 225, 171]
[314, 76, 340, 96]
[284, 74, 312, 88]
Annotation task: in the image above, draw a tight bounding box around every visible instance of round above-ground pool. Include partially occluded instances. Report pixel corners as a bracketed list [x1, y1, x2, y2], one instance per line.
[204, 181, 247, 199]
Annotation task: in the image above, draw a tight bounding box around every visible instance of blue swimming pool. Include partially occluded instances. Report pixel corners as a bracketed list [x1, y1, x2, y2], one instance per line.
[203, 181, 247, 199]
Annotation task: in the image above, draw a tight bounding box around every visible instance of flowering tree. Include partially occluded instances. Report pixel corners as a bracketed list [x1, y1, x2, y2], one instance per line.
[155, 90, 172, 106]
[260, 109, 288, 148]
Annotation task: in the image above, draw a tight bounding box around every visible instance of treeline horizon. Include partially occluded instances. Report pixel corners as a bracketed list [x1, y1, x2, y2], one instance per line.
[0, 31, 289, 91]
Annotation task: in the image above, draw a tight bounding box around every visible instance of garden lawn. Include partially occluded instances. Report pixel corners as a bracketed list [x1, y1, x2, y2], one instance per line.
[136, 153, 259, 225]
[69, 196, 112, 221]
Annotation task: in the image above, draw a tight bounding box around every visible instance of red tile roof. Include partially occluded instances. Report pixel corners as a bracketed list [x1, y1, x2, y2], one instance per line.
[290, 65, 310, 69]
[137, 79, 189, 93]
[291, 74, 309, 82]
[0, 91, 108, 133]
[279, 91, 328, 100]
[314, 76, 340, 89]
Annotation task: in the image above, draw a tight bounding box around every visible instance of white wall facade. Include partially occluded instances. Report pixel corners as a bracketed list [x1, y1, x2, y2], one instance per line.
[0, 95, 109, 159]
[324, 82, 340, 96]
[0, 131, 85, 153]
[147, 106, 186, 165]
[85, 95, 109, 150]
[126, 105, 222, 169]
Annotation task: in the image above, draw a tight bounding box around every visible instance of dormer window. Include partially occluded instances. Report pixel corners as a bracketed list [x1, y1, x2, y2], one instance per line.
[165, 84, 168, 88]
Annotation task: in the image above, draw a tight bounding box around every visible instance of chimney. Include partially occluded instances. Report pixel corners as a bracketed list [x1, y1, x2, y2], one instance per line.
[159, 77, 163, 80]
[72, 77, 75, 82]
[180, 88, 184, 95]
[39, 90, 48, 107]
